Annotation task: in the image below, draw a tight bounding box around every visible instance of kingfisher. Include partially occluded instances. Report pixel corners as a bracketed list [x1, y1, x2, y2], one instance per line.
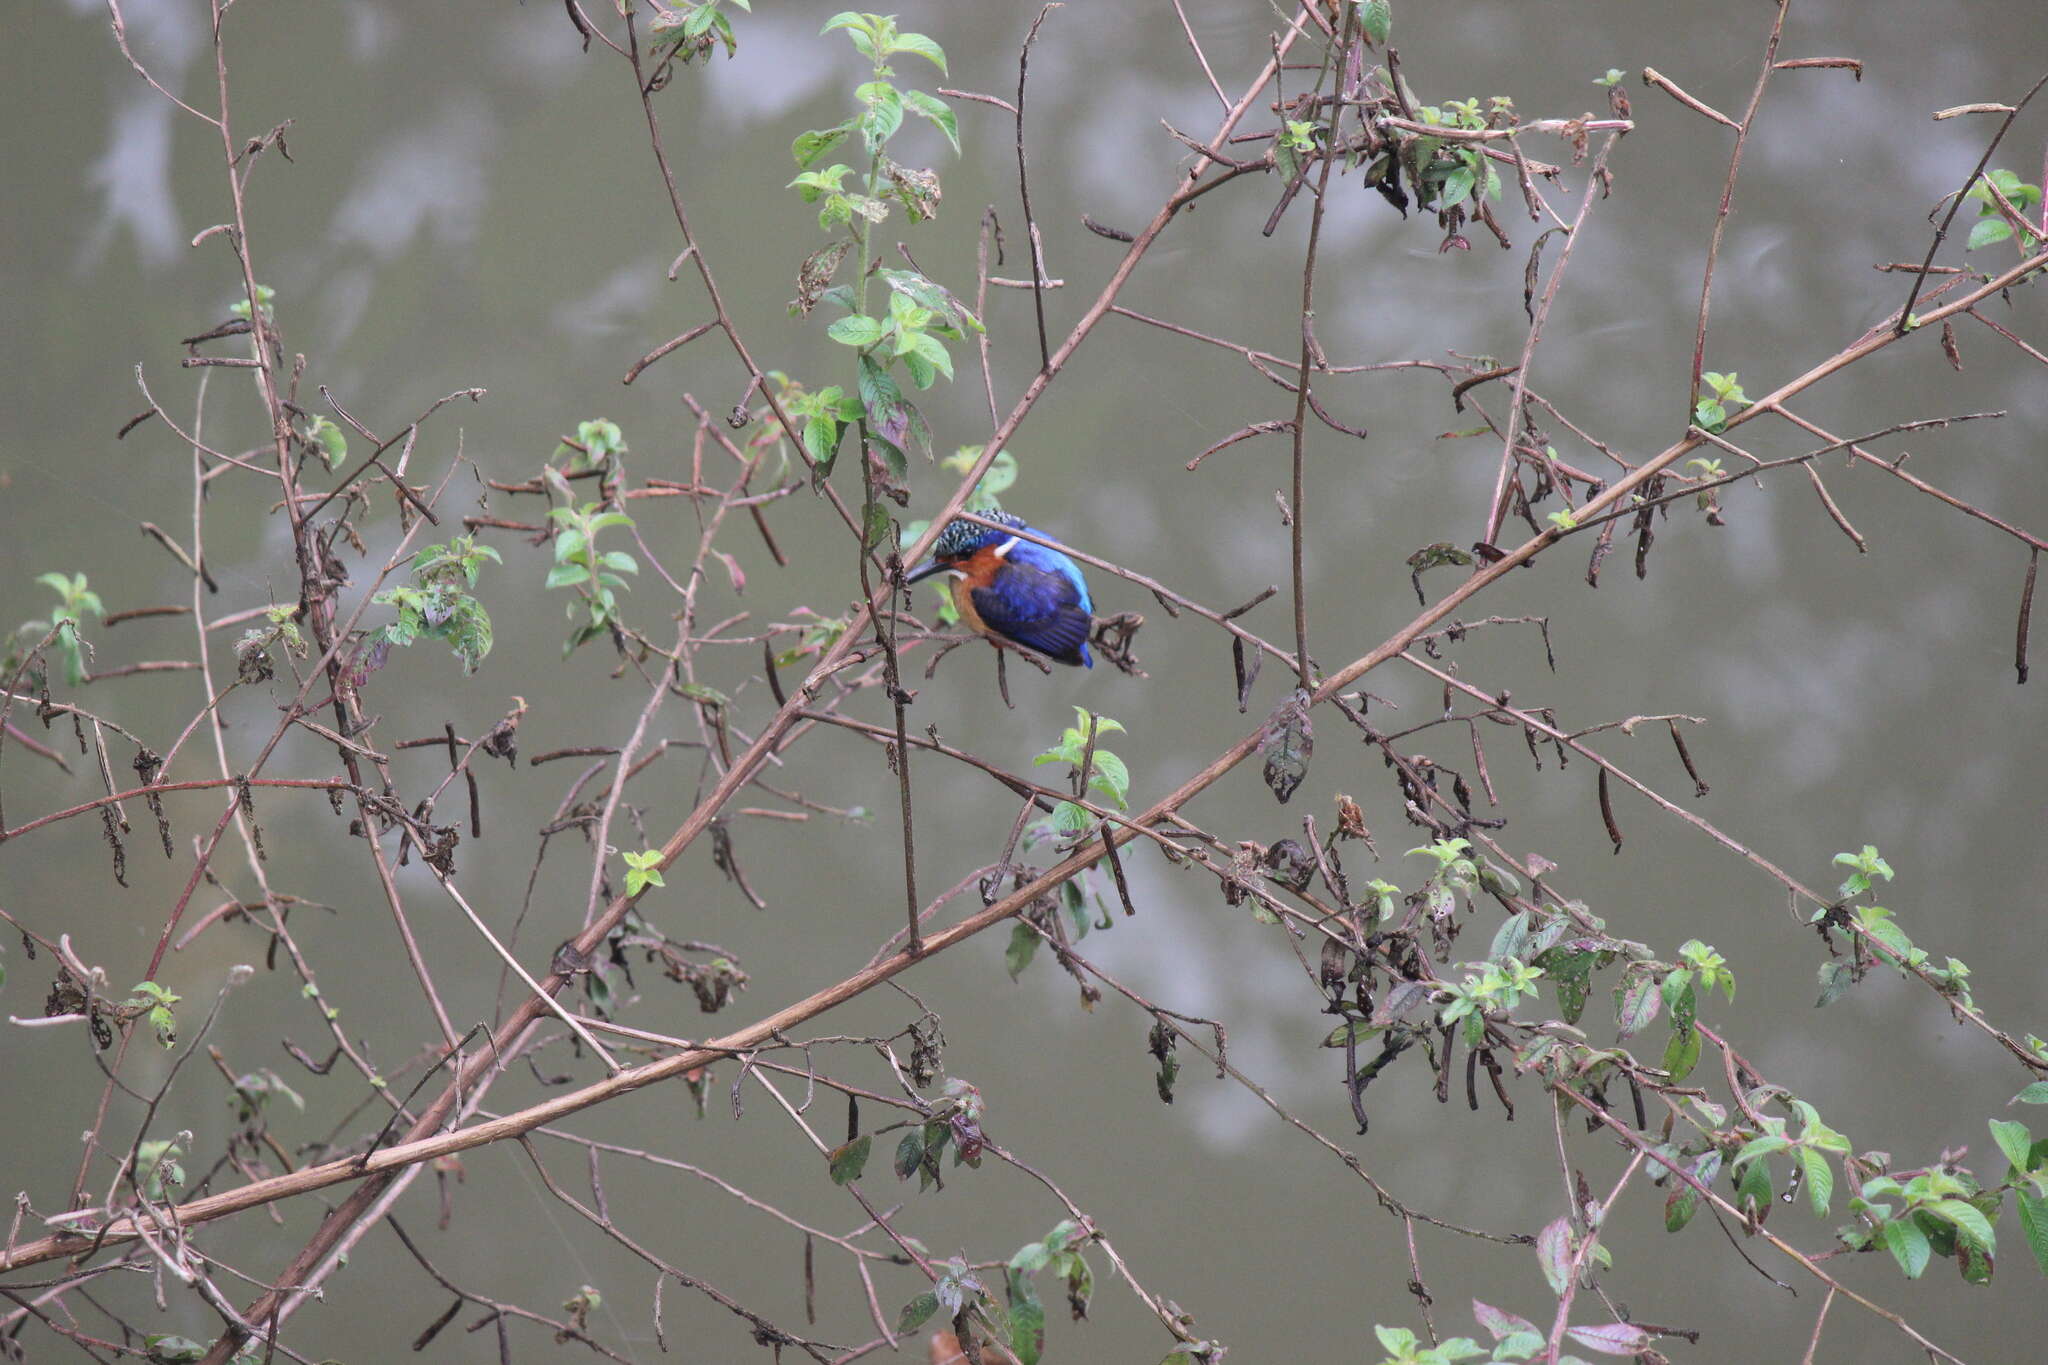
[904, 511, 1095, 667]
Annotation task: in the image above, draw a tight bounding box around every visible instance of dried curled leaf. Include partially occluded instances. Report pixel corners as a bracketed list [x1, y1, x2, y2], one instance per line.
[1260, 687, 1313, 804]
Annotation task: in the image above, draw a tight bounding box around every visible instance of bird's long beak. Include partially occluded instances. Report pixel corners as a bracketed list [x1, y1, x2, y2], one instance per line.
[903, 557, 952, 585]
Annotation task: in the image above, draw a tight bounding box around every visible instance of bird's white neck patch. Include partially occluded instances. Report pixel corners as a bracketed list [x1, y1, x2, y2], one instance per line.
[993, 536, 1019, 559]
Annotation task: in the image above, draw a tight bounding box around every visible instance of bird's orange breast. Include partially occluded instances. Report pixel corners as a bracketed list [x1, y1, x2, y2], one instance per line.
[944, 546, 1005, 637]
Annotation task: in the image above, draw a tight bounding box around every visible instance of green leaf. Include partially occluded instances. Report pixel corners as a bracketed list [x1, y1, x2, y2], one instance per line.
[793, 121, 853, 169]
[1439, 164, 1475, 207]
[1815, 960, 1853, 1008]
[2017, 1082, 2048, 1105]
[546, 563, 590, 589]
[1005, 922, 1041, 979]
[896, 1291, 940, 1334]
[1273, 139, 1300, 187]
[1882, 1218, 1932, 1278]
[310, 416, 347, 470]
[1006, 1264, 1046, 1365]
[1488, 911, 1532, 965]
[890, 31, 948, 73]
[1969, 217, 2015, 251]
[1050, 801, 1091, 835]
[803, 413, 842, 468]
[1798, 1146, 1834, 1216]
[1736, 1148, 1771, 1218]
[827, 1134, 872, 1185]
[1322, 1018, 1383, 1048]
[1661, 1024, 1701, 1083]
[1664, 1179, 1699, 1233]
[1362, 0, 1392, 45]
[1992, 1118, 2037, 1173]
[827, 314, 886, 347]
[1931, 1197, 1996, 1252]
[910, 331, 954, 381]
[1732, 1134, 1791, 1168]
[1085, 752, 1129, 807]
[2015, 1192, 2048, 1277]
[858, 81, 904, 147]
[901, 88, 959, 153]
[1547, 949, 1595, 1025]
[1859, 912, 1913, 958]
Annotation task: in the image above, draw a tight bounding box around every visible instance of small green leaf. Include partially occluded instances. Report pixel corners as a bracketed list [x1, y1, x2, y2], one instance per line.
[1661, 1024, 1701, 1083]
[1968, 218, 2015, 251]
[2015, 1192, 2048, 1277]
[894, 1132, 925, 1180]
[1439, 164, 1475, 207]
[1992, 1118, 2036, 1173]
[1815, 960, 1853, 1008]
[1732, 1134, 1791, 1168]
[827, 314, 886, 347]
[890, 31, 948, 73]
[1736, 1147, 1772, 1218]
[1798, 1146, 1834, 1216]
[858, 81, 905, 147]
[1375, 1326, 1418, 1356]
[910, 331, 954, 381]
[1005, 922, 1042, 979]
[1006, 1262, 1046, 1365]
[1664, 1178, 1699, 1233]
[1931, 1197, 1996, 1253]
[1322, 1019, 1381, 1048]
[1546, 949, 1596, 1025]
[901, 88, 959, 153]
[896, 1290, 940, 1334]
[1362, 0, 1392, 45]
[793, 122, 853, 168]
[827, 1134, 872, 1185]
[1882, 1217, 1932, 1278]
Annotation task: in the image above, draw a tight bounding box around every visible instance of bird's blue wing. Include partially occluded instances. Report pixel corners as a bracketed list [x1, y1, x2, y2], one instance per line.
[970, 559, 1094, 667]
[1008, 541, 1093, 615]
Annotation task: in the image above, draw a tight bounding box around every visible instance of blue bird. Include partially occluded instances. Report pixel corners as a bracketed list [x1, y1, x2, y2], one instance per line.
[905, 512, 1095, 667]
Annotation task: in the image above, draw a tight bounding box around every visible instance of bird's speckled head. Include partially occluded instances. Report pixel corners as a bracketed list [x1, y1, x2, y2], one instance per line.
[929, 510, 1025, 562]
